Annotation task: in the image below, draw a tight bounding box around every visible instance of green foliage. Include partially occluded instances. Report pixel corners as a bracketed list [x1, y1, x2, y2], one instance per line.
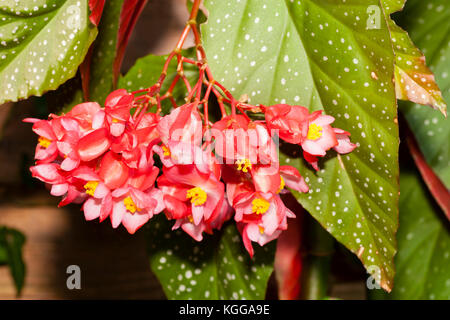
[88, 0, 125, 103]
[397, 0, 450, 187]
[60, 0, 125, 111]
[202, 0, 399, 292]
[146, 216, 275, 300]
[381, 0, 447, 115]
[0, 0, 97, 104]
[0, 227, 26, 295]
[371, 170, 450, 299]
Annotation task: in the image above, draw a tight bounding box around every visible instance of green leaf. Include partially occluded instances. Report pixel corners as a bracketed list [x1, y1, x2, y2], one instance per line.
[396, 0, 450, 187]
[0, 0, 97, 105]
[202, 0, 399, 291]
[59, 0, 124, 112]
[146, 216, 275, 300]
[0, 242, 7, 264]
[371, 170, 450, 299]
[118, 50, 198, 114]
[88, 0, 124, 103]
[381, 0, 447, 115]
[0, 227, 26, 295]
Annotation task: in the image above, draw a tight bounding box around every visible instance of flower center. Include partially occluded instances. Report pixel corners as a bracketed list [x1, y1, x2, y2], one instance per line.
[124, 196, 141, 214]
[277, 176, 285, 194]
[186, 187, 207, 206]
[236, 158, 252, 173]
[251, 198, 270, 215]
[307, 123, 323, 140]
[38, 136, 52, 148]
[112, 118, 120, 123]
[84, 181, 99, 196]
[162, 145, 171, 157]
[259, 226, 265, 234]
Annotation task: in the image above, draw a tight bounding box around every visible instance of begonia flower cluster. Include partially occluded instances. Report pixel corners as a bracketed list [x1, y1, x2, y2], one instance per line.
[25, 88, 355, 256]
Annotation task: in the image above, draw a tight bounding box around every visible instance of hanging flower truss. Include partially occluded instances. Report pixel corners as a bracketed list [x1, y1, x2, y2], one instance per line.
[24, 1, 356, 257]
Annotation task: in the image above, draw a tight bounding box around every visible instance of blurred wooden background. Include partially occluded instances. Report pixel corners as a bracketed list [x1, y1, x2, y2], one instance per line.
[0, 0, 365, 300]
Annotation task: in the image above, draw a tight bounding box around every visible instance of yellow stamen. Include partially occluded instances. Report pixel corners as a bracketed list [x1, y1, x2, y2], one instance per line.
[186, 187, 207, 206]
[278, 176, 285, 194]
[124, 196, 141, 214]
[251, 198, 270, 215]
[112, 118, 120, 123]
[259, 226, 265, 234]
[162, 145, 171, 157]
[187, 215, 194, 223]
[84, 181, 99, 197]
[38, 136, 52, 148]
[307, 123, 323, 140]
[236, 158, 252, 173]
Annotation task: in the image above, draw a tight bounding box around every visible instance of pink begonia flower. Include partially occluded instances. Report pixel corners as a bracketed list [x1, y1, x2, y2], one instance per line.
[212, 115, 281, 194]
[30, 163, 87, 207]
[105, 145, 162, 233]
[279, 165, 309, 194]
[240, 222, 283, 258]
[157, 102, 203, 146]
[93, 89, 135, 137]
[264, 104, 356, 170]
[225, 178, 295, 257]
[72, 166, 112, 222]
[264, 104, 309, 144]
[157, 144, 225, 240]
[111, 186, 164, 234]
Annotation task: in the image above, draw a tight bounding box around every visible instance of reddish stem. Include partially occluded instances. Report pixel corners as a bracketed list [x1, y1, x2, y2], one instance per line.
[403, 115, 450, 220]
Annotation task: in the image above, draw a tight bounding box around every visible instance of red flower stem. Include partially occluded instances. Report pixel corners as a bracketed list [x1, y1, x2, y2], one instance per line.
[402, 114, 450, 220]
[212, 79, 237, 116]
[187, 81, 200, 102]
[211, 87, 227, 117]
[195, 69, 204, 102]
[156, 94, 162, 114]
[133, 102, 148, 122]
[180, 74, 192, 93]
[169, 96, 178, 109]
[203, 81, 215, 130]
[181, 57, 197, 65]
[236, 104, 251, 121]
[188, 11, 236, 118]
[211, 81, 235, 103]
[133, 1, 203, 126]
[162, 74, 181, 98]
[175, 56, 193, 94]
[132, 88, 149, 95]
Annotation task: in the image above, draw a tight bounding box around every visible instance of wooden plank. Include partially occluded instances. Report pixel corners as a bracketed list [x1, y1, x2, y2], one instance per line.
[0, 205, 165, 299]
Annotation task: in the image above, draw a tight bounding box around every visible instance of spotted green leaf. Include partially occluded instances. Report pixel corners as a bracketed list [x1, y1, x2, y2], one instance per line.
[371, 169, 450, 299]
[203, 0, 399, 291]
[0, 0, 97, 105]
[396, 0, 450, 188]
[145, 217, 275, 300]
[381, 0, 447, 116]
